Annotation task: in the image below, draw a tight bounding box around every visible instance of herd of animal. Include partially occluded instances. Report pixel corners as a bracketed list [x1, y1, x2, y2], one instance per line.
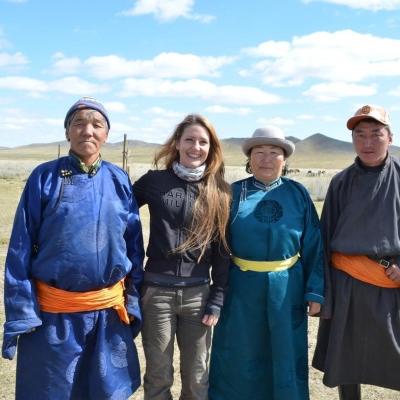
[287, 168, 327, 177]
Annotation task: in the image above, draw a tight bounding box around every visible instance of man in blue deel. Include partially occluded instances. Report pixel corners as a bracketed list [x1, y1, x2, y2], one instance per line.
[2, 97, 144, 400]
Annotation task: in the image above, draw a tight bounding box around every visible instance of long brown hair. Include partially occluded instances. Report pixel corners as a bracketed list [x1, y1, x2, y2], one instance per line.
[154, 114, 231, 260]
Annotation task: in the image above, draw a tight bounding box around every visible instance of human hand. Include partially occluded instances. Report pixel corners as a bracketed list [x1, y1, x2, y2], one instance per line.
[202, 314, 219, 327]
[308, 301, 321, 316]
[385, 264, 400, 283]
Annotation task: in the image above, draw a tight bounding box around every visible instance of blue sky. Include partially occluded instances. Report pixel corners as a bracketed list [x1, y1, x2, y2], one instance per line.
[1, 0, 400, 147]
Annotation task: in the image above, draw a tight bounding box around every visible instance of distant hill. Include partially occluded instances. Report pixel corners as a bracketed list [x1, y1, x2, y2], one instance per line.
[219, 133, 354, 168]
[106, 139, 159, 148]
[1, 133, 399, 169]
[296, 133, 353, 153]
[15, 139, 158, 149]
[0, 139, 160, 164]
[17, 140, 68, 149]
[221, 135, 300, 147]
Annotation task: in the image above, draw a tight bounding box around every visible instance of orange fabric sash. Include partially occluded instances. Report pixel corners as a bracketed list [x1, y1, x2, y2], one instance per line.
[36, 279, 130, 324]
[331, 252, 400, 288]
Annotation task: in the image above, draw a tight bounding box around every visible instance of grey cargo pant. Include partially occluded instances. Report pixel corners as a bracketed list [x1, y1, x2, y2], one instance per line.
[141, 284, 211, 400]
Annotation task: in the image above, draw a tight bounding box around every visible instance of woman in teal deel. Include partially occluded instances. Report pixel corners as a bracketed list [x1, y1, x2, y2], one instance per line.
[209, 126, 324, 400]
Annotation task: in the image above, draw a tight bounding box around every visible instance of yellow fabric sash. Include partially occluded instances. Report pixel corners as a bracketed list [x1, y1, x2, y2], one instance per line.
[232, 254, 299, 272]
[36, 279, 130, 324]
[331, 252, 400, 289]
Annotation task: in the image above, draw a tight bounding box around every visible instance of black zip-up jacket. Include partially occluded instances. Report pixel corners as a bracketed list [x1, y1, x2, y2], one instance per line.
[133, 169, 230, 312]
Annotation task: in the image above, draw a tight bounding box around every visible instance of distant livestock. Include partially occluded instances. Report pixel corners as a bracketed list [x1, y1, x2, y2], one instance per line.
[287, 168, 301, 175]
[306, 169, 326, 177]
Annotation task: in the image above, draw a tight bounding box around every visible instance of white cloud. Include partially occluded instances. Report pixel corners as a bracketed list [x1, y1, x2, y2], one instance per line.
[109, 121, 137, 134]
[46, 51, 235, 84]
[42, 118, 61, 126]
[187, 13, 215, 23]
[143, 108, 185, 135]
[50, 53, 82, 75]
[243, 30, 400, 86]
[204, 105, 252, 115]
[0, 27, 11, 49]
[104, 101, 127, 113]
[0, 108, 61, 134]
[150, 117, 180, 130]
[295, 114, 337, 122]
[120, 78, 282, 105]
[0, 52, 28, 68]
[110, 107, 186, 142]
[256, 117, 295, 126]
[389, 86, 400, 96]
[110, 117, 179, 144]
[0, 76, 47, 91]
[303, 0, 400, 11]
[303, 82, 377, 101]
[49, 77, 109, 95]
[145, 106, 182, 118]
[321, 115, 338, 122]
[242, 41, 290, 58]
[119, 0, 214, 22]
[85, 53, 234, 80]
[297, 114, 315, 120]
[0, 76, 109, 95]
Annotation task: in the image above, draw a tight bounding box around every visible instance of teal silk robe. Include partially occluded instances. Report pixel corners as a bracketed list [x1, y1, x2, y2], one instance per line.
[209, 177, 324, 400]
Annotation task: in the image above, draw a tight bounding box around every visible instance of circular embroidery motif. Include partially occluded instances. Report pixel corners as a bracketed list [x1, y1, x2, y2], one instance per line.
[254, 200, 283, 223]
[361, 105, 371, 114]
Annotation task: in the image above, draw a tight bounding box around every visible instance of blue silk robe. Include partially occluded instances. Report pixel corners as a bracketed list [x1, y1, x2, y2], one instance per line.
[2, 156, 144, 400]
[209, 177, 324, 400]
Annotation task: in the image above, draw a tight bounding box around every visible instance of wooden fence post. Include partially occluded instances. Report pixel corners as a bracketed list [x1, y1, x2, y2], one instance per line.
[122, 134, 128, 171]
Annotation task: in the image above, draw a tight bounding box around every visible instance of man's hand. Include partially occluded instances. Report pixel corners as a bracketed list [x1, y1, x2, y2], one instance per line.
[385, 264, 400, 283]
[202, 314, 219, 327]
[308, 301, 321, 316]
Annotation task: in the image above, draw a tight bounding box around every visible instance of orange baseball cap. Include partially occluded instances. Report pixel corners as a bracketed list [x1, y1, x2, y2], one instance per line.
[347, 104, 390, 130]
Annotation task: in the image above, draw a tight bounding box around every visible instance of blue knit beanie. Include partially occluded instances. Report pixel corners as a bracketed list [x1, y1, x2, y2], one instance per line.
[64, 97, 110, 129]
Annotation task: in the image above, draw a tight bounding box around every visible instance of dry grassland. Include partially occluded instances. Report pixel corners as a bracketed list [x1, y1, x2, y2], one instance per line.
[0, 160, 399, 399]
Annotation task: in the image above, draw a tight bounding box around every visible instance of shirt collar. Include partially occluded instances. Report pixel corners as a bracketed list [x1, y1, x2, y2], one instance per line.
[252, 176, 282, 191]
[69, 151, 102, 176]
[355, 153, 390, 173]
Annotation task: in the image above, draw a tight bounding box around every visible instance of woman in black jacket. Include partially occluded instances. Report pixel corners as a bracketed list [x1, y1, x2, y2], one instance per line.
[133, 114, 231, 400]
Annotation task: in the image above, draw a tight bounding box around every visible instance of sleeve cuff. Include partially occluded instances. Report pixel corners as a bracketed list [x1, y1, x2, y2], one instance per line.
[125, 294, 142, 338]
[2, 317, 42, 360]
[305, 293, 324, 304]
[204, 304, 221, 318]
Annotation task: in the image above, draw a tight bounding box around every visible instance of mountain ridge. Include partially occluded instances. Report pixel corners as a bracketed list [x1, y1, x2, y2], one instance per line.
[1, 133, 399, 169]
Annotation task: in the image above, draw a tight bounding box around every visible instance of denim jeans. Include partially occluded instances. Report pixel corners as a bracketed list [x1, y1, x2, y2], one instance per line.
[141, 284, 211, 400]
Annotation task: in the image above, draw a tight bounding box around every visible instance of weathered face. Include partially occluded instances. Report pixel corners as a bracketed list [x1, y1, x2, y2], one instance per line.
[352, 120, 392, 167]
[250, 144, 286, 184]
[176, 124, 210, 168]
[66, 109, 108, 165]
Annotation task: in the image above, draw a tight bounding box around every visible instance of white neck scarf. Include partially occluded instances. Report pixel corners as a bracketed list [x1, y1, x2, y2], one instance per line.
[172, 161, 206, 182]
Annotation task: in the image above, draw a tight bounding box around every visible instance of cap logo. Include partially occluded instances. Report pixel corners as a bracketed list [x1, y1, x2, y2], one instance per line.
[361, 105, 371, 114]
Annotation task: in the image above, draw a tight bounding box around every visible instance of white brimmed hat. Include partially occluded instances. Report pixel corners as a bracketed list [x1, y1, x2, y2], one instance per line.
[242, 126, 295, 157]
[347, 104, 390, 130]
